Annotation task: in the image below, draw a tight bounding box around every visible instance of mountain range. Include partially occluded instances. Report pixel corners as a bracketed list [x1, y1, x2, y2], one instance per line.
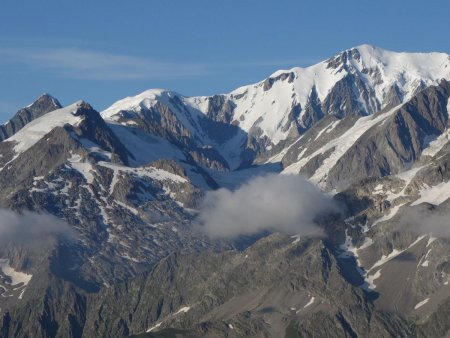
[0, 44, 450, 337]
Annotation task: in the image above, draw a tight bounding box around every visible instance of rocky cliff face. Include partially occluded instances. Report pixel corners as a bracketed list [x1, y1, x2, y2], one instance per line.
[0, 46, 450, 337]
[281, 80, 450, 190]
[0, 94, 61, 141]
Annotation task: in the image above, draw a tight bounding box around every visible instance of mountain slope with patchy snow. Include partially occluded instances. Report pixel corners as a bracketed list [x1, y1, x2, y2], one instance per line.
[1, 45, 450, 337]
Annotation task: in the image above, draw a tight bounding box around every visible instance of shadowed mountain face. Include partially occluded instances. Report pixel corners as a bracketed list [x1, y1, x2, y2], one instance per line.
[1, 46, 450, 337]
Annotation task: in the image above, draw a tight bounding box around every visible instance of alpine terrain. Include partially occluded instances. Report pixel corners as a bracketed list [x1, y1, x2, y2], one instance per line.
[1, 44, 450, 337]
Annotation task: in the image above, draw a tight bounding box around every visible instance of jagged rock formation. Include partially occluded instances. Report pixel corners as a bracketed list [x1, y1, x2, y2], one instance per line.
[0, 94, 61, 141]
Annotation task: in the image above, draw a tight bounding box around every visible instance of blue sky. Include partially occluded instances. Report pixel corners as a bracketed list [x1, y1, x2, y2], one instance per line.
[0, 0, 449, 121]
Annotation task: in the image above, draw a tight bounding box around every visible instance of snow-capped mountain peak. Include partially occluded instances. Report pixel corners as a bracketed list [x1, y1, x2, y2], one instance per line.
[101, 89, 183, 120]
[101, 45, 450, 153]
[6, 101, 86, 156]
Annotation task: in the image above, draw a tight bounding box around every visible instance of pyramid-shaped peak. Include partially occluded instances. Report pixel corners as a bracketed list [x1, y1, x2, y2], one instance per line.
[26, 93, 62, 112]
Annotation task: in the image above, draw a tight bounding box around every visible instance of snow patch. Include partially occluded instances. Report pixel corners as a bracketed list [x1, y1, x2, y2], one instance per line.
[303, 296, 315, 308]
[6, 101, 84, 156]
[411, 180, 450, 206]
[291, 234, 301, 244]
[421, 260, 429, 267]
[99, 162, 187, 184]
[0, 259, 32, 287]
[174, 306, 191, 315]
[414, 298, 430, 310]
[115, 200, 139, 216]
[338, 229, 359, 259]
[364, 269, 382, 290]
[146, 322, 161, 333]
[359, 237, 374, 250]
[427, 236, 437, 247]
[68, 153, 95, 184]
[373, 184, 384, 193]
[18, 288, 26, 300]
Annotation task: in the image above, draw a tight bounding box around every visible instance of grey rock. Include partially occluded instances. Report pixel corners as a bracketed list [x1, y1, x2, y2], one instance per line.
[0, 94, 62, 141]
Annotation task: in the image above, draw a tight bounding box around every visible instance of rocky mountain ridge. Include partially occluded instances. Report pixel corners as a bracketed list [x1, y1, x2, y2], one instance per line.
[0, 45, 450, 337]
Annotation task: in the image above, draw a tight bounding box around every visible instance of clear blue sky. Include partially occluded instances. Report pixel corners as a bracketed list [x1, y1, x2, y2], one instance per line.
[0, 0, 449, 121]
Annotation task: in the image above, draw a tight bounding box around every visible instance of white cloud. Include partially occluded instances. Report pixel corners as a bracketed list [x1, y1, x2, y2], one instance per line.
[0, 47, 209, 80]
[398, 205, 450, 238]
[198, 174, 340, 238]
[0, 209, 76, 247]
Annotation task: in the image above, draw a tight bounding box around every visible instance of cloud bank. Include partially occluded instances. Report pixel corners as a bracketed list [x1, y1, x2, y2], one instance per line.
[0, 209, 76, 247]
[198, 174, 340, 238]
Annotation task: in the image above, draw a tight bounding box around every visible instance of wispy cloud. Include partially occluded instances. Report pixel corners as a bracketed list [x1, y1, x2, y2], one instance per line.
[0, 47, 209, 81]
[217, 58, 321, 69]
[0, 45, 320, 82]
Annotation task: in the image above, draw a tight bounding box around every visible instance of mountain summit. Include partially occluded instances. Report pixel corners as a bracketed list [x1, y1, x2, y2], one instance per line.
[0, 94, 62, 141]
